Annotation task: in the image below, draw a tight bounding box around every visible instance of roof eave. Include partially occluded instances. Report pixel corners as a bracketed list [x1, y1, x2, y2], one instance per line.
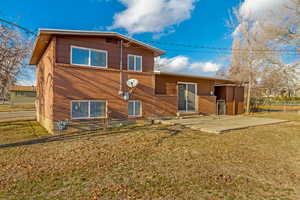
[29, 29, 165, 65]
[155, 71, 234, 83]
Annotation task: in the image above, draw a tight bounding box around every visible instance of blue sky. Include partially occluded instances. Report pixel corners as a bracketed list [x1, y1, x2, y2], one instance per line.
[1, 0, 287, 85]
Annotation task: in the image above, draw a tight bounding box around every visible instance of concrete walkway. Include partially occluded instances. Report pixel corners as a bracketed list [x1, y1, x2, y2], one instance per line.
[0, 111, 36, 123]
[161, 115, 288, 134]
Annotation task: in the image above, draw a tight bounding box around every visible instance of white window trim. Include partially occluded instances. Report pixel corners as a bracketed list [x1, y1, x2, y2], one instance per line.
[71, 100, 107, 120]
[128, 100, 142, 117]
[127, 54, 142, 72]
[70, 46, 108, 68]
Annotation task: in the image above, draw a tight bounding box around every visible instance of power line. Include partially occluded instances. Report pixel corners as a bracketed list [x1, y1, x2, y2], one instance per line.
[0, 18, 37, 36]
[163, 48, 299, 56]
[143, 39, 299, 53]
[0, 18, 298, 55]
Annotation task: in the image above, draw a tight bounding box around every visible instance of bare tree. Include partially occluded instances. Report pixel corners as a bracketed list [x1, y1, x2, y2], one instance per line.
[0, 24, 32, 101]
[260, 0, 300, 53]
[227, 8, 278, 113]
[259, 0, 300, 96]
[261, 60, 300, 97]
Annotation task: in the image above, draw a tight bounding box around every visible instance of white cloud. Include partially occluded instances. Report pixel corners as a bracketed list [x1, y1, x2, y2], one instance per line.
[110, 0, 198, 35]
[16, 79, 36, 86]
[155, 56, 221, 74]
[191, 62, 221, 73]
[233, 0, 294, 39]
[156, 56, 189, 71]
[239, 0, 288, 20]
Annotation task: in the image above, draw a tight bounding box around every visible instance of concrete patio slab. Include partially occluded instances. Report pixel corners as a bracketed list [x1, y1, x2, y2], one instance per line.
[161, 115, 288, 134]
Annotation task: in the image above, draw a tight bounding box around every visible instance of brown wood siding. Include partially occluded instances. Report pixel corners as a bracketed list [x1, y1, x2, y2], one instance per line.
[236, 86, 245, 114]
[154, 74, 234, 115]
[53, 64, 156, 121]
[36, 38, 55, 122]
[154, 95, 178, 116]
[55, 35, 154, 72]
[155, 75, 230, 96]
[198, 96, 217, 115]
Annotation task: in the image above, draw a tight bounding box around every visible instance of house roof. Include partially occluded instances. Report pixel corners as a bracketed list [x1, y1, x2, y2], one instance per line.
[10, 86, 36, 92]
[29, 29, 165, 65]
[154, 71, 234, 83]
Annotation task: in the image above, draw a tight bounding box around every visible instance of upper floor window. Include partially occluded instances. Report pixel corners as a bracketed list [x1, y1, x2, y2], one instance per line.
[128, 55, 142, 71]
[71, 46, 107, 68]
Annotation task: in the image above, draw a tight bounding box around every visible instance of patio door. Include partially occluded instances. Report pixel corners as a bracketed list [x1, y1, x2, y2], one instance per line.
[178, 83, 197, 112]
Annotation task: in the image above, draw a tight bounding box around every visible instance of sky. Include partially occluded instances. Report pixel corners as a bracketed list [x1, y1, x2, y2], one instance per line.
[0, 0, 291, 85]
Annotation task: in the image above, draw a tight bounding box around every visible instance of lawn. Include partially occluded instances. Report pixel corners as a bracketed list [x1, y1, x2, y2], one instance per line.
[0, 104, 35, 112]
[255, 105, 300, 112]
[0, 113, 299, 200]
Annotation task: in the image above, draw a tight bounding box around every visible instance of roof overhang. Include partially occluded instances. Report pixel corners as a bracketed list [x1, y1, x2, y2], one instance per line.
[214, 84, 241, 87]
[29, 29, 165, 65]
[154, 71, 235, 83]
[10, 86, 36, 92]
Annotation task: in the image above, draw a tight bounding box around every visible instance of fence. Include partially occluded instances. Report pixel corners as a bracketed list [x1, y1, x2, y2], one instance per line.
[250, 98, 300, 112]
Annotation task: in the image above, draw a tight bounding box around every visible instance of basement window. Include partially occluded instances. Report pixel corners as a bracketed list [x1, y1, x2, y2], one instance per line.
[71, 46, 107, 68]
[71, 100, 107, 119]
[128, 54, 142, 71]
[128, 100, 142, 117]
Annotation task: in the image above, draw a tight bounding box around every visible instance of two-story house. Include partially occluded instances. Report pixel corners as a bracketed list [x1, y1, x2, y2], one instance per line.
[29, 29, 244, 133]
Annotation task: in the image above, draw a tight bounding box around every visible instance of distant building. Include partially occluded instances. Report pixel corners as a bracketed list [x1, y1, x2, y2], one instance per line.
[9, 86, 36, 105]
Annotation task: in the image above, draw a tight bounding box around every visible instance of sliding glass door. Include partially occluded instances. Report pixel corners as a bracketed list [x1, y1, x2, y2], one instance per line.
[178, 83, 197, 112]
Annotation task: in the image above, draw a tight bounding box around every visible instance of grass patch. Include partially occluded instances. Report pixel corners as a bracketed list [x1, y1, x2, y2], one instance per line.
[0, 113, 299, 199]
[0, 104, 35, 112]
[255, 105, 300, 111]
[0, 121, 50, 144]
[251, 111, 300, 121]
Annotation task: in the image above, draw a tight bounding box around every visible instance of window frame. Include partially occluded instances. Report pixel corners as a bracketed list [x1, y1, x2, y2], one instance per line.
[127, 54, 142, 72]
[71, 100, 107, 120]
[70, 46, 108, 68]
[128, 100, 142, 117]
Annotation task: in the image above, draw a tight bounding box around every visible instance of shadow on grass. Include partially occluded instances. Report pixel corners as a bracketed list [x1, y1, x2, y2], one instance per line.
[0, 125, 186, 150]
[154, 127, 183, 146]
[0, 125, 154, 150]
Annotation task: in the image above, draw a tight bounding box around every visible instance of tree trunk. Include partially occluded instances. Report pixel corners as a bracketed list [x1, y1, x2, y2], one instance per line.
[246, 80, 252, 114]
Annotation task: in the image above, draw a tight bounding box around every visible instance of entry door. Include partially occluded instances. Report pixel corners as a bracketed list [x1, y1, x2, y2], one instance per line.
[178, 83, 197, 112]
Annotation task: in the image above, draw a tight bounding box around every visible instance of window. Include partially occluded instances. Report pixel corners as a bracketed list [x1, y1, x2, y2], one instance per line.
[16, 91, 25, 96]
[24, 91, 36, 97]
[71, 46, 107, 68]
[128, 55, 142, 71]
[128, 100, 141, 116]
[16, 91, 36, 97]
[71, 100, 106, 119]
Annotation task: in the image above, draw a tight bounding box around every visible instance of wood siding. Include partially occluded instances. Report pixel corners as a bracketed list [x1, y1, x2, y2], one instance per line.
[53, 64, 156, 121]
[155, 74, 232, 115]
[55, 35, 155, 72]
[36, 37, 55, 131]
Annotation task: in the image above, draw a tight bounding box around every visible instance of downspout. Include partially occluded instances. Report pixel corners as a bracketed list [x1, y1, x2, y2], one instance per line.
[119, 39, 123, 95]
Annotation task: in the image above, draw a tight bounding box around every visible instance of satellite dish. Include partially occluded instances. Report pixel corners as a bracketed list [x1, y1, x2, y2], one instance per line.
[127, 79, 139, 88]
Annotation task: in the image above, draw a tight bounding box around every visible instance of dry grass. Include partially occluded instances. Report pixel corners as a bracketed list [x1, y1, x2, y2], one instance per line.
[255, 105, 300, 111]
[0, 104, 35, 112]
[0, 113, 299, 200]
